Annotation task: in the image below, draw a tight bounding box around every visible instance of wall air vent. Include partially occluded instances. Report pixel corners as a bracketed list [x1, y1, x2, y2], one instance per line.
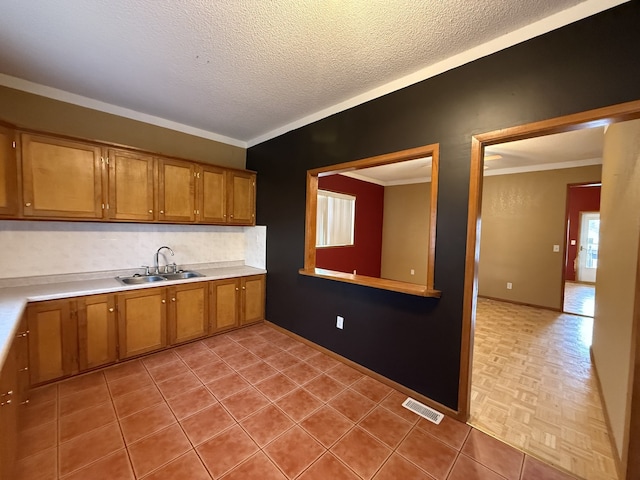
[402, 397, 444, 424]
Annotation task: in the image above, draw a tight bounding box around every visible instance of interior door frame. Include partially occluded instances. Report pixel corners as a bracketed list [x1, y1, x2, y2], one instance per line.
[460, 99, 640, 480]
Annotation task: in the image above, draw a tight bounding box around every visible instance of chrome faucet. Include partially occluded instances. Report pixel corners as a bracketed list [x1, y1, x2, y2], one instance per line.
[154, 246, 174, 274]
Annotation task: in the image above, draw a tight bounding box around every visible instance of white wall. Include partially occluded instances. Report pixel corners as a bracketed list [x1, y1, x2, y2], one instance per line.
[0, 221, 266, 278]
[593, 119, 640, 460]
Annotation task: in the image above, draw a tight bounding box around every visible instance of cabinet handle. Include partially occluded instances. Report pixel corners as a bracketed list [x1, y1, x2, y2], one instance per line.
[108, 308, 114, 312]
[20, 399, 30, 405]
[162, 299, 166, 304]
[171, 298, 176, 302]
[160, 210, 164, 214]
[0, 390, 13, 397]
[25, 202, 32, 207]
[230, 215, 234, 218]
[0, 399, 11, 406]
[235, 287, 239, 291]
[242, 286, 246, 290]
[19, 367, 28, 372]
[16, 330, 29, 338]
[148, 210, 153, 214]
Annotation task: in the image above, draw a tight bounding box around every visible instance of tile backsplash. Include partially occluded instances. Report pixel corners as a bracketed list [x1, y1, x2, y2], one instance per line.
[0, 221, 266, 279]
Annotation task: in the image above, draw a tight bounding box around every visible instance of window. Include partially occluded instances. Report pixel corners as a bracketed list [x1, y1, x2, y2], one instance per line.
[300, 143, 441, 297]
[316, 190, 355, 247]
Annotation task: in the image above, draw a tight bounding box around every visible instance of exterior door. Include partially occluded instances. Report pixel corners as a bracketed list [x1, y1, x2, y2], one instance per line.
[577, 211, 600, 283]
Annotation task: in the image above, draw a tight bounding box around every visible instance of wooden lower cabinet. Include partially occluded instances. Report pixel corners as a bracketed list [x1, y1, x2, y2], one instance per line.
[21, 274, 265, 385]
[241, 275, 266, 326]
[27, 299, 78, 385]
[210, 274, 266, 331]
[77, 294, 117, 371]
[0, 316, 28, 480]
[168, 283, 209, 345]
[117, 288, 167, 359]
[210, 278, 240, 333]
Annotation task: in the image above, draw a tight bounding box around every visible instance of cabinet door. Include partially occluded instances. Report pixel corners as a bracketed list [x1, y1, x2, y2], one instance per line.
[198, 165, 226, 223]
[158, 158, 196, 222]
[27, 299, 78, 385]
[227, 171, 255, 225]
[241, 275, 265, 326]
[21, 134, 104, 219]
[77, 294, 117, 371]
[107, 149, 155, 221]
[168, 283, 209, 345]
[0, 125, 19, 217]
[210, 279, 239, 333]
[0, 335, 19, 480]
[117, 289, 167, 359]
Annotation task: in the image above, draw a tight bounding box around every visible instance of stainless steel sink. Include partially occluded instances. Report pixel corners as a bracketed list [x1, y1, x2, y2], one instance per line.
[116, 270, 204, 285]
[160, 271, 204, 280]
[117, 275, 167, 285]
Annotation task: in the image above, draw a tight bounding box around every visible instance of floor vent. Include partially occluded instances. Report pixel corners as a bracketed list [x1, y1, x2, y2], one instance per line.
[402, 397, 444, 424]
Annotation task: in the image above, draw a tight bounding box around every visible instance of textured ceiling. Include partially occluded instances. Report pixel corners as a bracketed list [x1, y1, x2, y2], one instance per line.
[0, 1, 625, 146]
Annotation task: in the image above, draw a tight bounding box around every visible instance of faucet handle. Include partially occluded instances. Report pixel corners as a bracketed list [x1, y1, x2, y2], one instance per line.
[141, 265, 151, 275]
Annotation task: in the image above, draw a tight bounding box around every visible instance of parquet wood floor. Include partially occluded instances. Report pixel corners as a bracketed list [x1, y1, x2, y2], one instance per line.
[470, 298, 617, 480]
[564, 282, 595, 317]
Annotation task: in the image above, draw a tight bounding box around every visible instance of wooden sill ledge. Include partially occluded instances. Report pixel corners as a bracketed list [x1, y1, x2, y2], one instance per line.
[298, 268, 441, 298]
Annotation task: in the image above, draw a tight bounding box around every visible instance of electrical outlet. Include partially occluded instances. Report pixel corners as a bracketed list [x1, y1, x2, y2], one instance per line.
[410, 269, 415, 275]
[507, 282, 513, 290]
[336, 316, 344, 329]
[553, 244, 560, 252]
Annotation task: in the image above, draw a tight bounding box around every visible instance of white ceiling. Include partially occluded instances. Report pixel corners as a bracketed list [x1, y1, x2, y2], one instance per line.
[339, 126, 604, 185]
[483, 127, 604, 176]
[0, 1, 627, 147]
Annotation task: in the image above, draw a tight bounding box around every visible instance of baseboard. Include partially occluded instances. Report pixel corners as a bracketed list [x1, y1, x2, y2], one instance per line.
[590, 346, 624, 479]
[478, 295, 562, 312]
[264, 320, 461, 421]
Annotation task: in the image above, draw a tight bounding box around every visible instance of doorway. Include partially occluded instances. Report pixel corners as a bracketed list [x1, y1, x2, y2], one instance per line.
[563, 184, 601, 317]
[471, 128, 610, 477]
[461, 101, 640, 480]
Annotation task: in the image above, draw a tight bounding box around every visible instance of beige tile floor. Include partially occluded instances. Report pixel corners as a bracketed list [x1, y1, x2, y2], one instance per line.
[15, 323, 575, 479]
[563, 282, 595, 317]
[470, 298, 616, 480]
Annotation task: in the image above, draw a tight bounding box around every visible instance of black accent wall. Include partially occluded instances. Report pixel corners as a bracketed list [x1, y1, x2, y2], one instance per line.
[247, 3, 640, 410]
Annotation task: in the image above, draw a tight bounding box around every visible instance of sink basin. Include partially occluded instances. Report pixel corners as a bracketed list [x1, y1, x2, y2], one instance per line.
[117, 275, 167, 285]
[116, 270, 204, 285]
[160, 271, 204, 280]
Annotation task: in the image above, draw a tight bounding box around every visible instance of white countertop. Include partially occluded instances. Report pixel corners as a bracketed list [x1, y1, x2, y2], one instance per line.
[0, 263, 266, 369]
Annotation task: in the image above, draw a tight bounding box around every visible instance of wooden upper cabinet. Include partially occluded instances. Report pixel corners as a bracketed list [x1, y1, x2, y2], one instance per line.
[158, 158, 196, 222]
[198, 165, 227, 223]
[107, 149, 155, 221]
[0, 125, 19, 217]
[77, 294, 117, 371]
[227, 171, 256, 225]
[21, 134, 104, 219]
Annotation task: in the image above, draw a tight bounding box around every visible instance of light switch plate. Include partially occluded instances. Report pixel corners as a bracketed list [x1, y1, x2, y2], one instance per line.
[336, 316, 344, 329]
[553, 245, 560, 252]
